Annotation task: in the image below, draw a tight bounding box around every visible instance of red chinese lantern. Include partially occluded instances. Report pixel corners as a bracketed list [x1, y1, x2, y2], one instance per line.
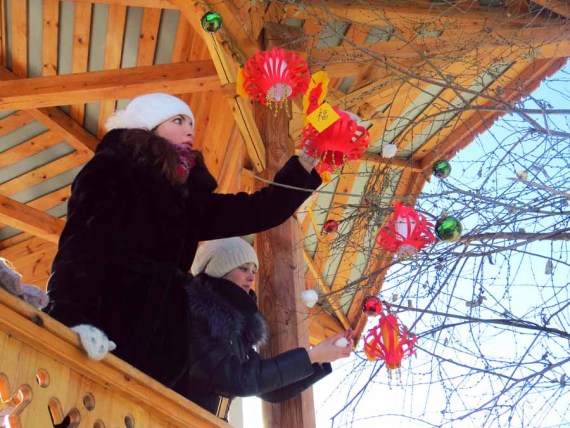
[300, 107, 370, 173]
[377, 202, 435, 259]
[362, 295, 382, 316]
[242, 47, 310, 112]
[363, 312, 416, 370]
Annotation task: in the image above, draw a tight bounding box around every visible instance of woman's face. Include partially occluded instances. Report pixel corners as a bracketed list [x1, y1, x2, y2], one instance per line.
[223, 263, 257, 293]
[154, 115, 195, 148]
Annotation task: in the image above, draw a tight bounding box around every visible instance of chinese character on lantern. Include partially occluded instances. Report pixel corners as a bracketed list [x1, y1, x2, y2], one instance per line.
[377, 202, 435, 259]
[363, 310, 416, 370]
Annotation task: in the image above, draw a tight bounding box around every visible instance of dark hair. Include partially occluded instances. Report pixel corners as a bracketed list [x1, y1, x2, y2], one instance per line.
[119, 129, 202, 185]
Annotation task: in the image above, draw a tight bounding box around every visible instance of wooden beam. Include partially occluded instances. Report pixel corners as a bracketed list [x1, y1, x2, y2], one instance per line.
[531, 0, 570, 19]
[0, 194, 64, 244]
[303, 249, 351, 330]
[168, 0, 267, 171]
[419, 57, 568, 171]
[66, 0, 176, 9]
[308, 310, 344, 347]
[0, 61, 220, 111]
[253, 100, 316, 428]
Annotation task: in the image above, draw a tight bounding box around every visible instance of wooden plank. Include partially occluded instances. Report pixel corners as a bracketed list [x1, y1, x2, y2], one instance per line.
[303, 248, 351, 330]
[0, 194, 64, 244]
[0, 111, 34, 137]
[70, 1, 93, 123]
[68, 0, 176, 9]
[419, 57, 568, 170]
[28, 107, 99, 153]
[531, 0, 570, 19]
[0, 61, 220, 111]
[42, 0, 60, 76]
[136, 8, 161, 66]
[0, 131, 63, 168]
[9, 0, 27, 77]
[0, 289, 231, 428]
[0, 0, 6, 65]
[308, 310, 344, 347]
[97, 4, 127, 138]
[0, 151, 90, 196]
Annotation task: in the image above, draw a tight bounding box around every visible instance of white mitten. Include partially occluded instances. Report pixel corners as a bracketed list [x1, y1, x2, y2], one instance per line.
[299, 147, 320, 168]
[71, 324, 117, 361]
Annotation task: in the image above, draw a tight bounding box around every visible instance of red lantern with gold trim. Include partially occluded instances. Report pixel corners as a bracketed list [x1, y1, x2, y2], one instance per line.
[363, 311, 416, 370]
[377, 202, 435, 259]
[242, 47, 310, 112]
[300, 107, 370, 173]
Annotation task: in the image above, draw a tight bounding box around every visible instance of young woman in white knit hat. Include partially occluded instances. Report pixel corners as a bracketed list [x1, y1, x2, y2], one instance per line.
[183, 237, 352, 420]
[45, 93, 323, 393]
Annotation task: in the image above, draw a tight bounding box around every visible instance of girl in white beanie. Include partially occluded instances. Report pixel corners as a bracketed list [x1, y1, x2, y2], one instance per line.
[183, 237, 352, 420]
[45, 93, 323, 392]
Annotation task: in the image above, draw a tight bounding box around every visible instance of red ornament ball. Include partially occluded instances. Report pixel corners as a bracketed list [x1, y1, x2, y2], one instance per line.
[362, 295, 382, 316]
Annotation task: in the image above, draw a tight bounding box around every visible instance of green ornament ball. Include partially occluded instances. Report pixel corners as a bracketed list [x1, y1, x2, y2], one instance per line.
[432, 159, 451, 179]
[201, 12, 223, 33]
[435, 216, 462, 242]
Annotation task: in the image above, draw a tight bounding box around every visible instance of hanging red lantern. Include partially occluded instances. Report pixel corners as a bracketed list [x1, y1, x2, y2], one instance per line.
[242, 47, 310, 112]
[300, 107, 370, 173]
[363, 312, 416, 370]
[362, 295, 382, 316]
[377, 202, 435, 259]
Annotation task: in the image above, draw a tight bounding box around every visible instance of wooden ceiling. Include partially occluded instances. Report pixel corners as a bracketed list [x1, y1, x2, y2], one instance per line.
[0, 0, 568, 344]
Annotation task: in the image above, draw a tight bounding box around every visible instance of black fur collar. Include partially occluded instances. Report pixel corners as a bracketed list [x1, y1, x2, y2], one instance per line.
[187, 274, 268, 348]
[97, 129, 217, 193]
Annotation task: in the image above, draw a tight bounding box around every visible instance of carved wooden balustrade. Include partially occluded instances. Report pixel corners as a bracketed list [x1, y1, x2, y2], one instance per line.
[0, 289, 229, 428]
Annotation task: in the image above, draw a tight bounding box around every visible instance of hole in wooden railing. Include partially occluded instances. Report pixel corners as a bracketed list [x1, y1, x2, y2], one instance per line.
[49, 398, 80, 427]
[0, 381, 33, 426]
[36, 369, 50, 387]
[83, 392, 95, 411]
[93, 420, 105, 428]
[124, 414, 135, 428]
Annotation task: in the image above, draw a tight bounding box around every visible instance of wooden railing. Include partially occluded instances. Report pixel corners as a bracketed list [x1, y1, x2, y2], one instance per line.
[0, 289, 230, 428]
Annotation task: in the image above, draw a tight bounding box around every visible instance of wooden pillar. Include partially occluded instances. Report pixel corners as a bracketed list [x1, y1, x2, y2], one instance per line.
[254, 97, 316, 427]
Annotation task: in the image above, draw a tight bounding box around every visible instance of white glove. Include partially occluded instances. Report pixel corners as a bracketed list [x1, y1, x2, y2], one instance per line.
[299, 147, 320, 168]
[71, 324, 117, 361]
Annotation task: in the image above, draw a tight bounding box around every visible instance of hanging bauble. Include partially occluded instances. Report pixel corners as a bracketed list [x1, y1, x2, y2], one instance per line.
[323, 219, 339, 235]
[363, 312, 416, 369]
[377, 202, 436, 259]
[301, 107, 370, 173]
[382, 143, 398, 158]
[301, 289, 319, 308]
[435, 216, 462, 242]
[362, 295, 382, 316]
[432, 159, 451, 179]
[200, 12, 223, 33]
[242, 47, 310, 113]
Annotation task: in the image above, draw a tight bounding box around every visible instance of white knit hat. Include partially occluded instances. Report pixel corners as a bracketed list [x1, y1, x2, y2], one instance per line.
[105, 93, 195, 132]
[191, 237, 259, 278]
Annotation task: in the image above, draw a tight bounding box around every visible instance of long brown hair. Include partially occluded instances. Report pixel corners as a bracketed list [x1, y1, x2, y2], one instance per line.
[119, 129, 202, 185]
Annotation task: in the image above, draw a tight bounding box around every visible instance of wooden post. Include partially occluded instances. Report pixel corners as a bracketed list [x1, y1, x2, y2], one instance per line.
[254, 101, 316, 428]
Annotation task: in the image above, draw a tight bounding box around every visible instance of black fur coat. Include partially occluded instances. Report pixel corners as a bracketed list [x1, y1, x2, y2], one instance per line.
[45, 128, 322, 388]
[182, 274, 332, 419]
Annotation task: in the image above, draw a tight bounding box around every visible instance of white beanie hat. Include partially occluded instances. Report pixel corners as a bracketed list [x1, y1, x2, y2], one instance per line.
[191, 237, 259, 278]
[105, 93, 195, 132]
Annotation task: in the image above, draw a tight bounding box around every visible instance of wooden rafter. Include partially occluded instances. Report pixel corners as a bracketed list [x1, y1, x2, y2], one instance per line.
[0, 62, 219, 111]
[0, 194, 64, 244]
